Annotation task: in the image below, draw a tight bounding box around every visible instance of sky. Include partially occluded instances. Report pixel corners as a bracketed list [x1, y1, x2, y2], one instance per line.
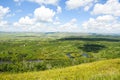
[0, 0, 120, 33]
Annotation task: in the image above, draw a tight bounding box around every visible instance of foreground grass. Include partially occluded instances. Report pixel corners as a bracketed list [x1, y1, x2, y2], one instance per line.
[0, 59, 120, 80]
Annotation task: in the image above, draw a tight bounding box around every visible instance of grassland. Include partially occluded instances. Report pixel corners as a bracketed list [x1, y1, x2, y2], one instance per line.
[0, 58, 120, 80]
[0, 32, 120, 79]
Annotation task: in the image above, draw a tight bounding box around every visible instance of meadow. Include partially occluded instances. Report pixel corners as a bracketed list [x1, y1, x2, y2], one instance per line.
[0, 32, 120, 79]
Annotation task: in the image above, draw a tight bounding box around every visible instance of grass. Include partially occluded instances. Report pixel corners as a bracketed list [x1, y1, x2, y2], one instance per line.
[0, 58, 120, 80]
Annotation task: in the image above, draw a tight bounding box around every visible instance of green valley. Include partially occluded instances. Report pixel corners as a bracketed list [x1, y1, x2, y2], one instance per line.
[0, 32, 120, 80]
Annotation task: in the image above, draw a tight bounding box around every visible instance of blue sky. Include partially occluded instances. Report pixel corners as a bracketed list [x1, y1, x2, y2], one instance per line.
[0, 0, 120, 33]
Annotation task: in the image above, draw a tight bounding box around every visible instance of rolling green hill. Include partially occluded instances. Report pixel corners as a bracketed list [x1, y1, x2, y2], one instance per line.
[0, 58, 120, 80]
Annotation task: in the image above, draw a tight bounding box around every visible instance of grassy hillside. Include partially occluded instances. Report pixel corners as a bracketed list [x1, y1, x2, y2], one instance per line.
[0, 59, 120, 80]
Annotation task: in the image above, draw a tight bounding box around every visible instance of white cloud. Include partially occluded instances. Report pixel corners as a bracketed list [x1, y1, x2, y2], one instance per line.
[92, 0, 120, 16]
[0, 21, 8, 27]
[0, 6, 10, 19]
[28, 0, 59, 5]
[83, 0, 120, 33]
[13, 6, 57, 32]
[0, 21, 10, 31]
[53, 17, 61, 25]
[0, 6, 10, 31]
[14, 16, 34, 26]
[14, 22, 51, 32]
[96, 15, 116, 22]
[58, 18, 80, 32]
[13, 20, 57, 32]
[82, 15, 120, 33]
[84, 3, 93, 11]
[66, 0, 97, 11]
[57, 6, 62, 14]
[34, 6, 55, 22]
[14, 0, 59, 5]
[13, 15, 81, 32]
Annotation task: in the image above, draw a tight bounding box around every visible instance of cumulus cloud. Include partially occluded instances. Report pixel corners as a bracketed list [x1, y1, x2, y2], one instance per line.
[13, 6, 57, 32]
[14, 6, 56, 25]
[7, 0, 120, 33]
[14, 16, 34, 26]
[34, 6, 55, 22]
[0, 6, 10, 19]
[92, 0, 120, 16]
[13, 15, 80, 32]
[82, 15, 120, 33]
[66, 0, 97, 11]
[82, 0, 120, 33]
